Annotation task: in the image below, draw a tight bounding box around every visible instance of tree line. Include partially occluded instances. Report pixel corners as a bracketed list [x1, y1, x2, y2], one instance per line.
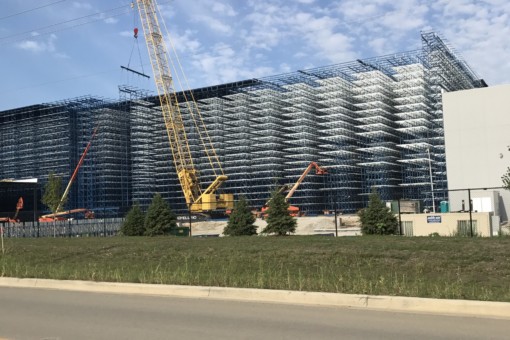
[42, 173, 400, 236]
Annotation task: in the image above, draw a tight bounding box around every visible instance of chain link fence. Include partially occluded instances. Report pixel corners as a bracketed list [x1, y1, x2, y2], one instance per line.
[0, 218, 123, 238]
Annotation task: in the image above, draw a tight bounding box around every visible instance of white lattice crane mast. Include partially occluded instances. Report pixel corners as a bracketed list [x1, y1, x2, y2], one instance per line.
[136, 0, 233, 212]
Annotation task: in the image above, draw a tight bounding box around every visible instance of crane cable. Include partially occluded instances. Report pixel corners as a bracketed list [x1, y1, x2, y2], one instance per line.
[126, 1, 145, 76]
[136, 0, 197, 192]
[154, 1, 225, 177]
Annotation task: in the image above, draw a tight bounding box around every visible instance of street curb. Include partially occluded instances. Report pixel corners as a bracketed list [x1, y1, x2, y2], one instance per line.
[1, 277, 509, 319]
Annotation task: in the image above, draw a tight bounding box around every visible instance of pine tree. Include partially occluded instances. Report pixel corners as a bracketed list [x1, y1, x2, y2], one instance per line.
[144, 193, 177, 236]
[223, 196, 257, 236]
[120, 203, 145, 236]
[262, 189, 297, 236]
[358, 188, 398, 235]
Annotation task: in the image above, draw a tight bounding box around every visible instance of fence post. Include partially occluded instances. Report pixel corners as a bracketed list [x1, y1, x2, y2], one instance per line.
[468, 188, 473, 237]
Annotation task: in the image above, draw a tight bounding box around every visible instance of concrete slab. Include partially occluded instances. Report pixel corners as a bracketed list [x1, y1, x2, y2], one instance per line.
[189, 215, 361, 237]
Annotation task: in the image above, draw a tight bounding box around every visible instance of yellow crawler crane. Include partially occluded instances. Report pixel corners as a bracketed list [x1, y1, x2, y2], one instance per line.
[136, 0, 233, 212]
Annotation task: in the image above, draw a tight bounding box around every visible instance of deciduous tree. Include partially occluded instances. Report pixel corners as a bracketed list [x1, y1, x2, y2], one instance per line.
[41, 172, 65, 215]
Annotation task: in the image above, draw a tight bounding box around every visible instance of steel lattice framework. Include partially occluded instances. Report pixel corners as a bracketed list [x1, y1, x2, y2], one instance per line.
[0, 32, 484, 217]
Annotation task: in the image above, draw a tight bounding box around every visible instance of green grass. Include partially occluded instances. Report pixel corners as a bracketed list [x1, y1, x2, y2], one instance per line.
[1, 236, 510, 302]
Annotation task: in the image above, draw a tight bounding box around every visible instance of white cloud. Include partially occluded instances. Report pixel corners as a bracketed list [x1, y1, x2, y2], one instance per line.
[158, 4, 176, 19]
[119, 30, 134, 38]
[211, 3, 237, 16]
[124, 0, 510, 88]
[187, 39, 275, 86]
[294, 52, 307, 59]
[72, 2, 92, 10]
[286, 12, 356, 63]
[166, 29, 202, 54]
[429, 0, 510, 85]
[194, 15, 232, 34]
[103, 17, 119, 25]
[172, 0, 235, 35]
[367, 37, 387, 55]
[16, 40, 46, 53]
[279, 62, 292, 73]
[335, 0, 385, 20]
[242, 25, 282, 50]
[16, 34, 57, 53]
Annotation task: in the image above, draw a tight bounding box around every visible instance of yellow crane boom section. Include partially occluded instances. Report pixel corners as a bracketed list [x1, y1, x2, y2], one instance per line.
[136, 0, 232, 211]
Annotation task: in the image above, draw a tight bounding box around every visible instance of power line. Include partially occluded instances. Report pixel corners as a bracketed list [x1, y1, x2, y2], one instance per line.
[0, 0, 67, 21]
[0, 1, 173, 44]
[0, 68, 120, 94]
[0, 4, 131, 43]
[1, 10, 133, 47]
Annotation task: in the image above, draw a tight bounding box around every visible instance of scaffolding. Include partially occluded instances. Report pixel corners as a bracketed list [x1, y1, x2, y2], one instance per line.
[0, 96, 131, 218]
[0, 32, 485, 216]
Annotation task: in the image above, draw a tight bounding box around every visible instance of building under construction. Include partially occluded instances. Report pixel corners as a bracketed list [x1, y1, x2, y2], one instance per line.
[0, 32, 486, 218]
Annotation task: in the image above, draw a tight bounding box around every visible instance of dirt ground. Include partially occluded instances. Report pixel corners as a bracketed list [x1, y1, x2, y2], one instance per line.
[182, 214, 361, 237]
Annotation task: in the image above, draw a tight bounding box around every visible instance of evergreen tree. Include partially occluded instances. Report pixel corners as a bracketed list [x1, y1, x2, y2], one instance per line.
[144, 193, 177, 236]
[223, 196, 257, 236]
[120, 203, 145, 236]
[262, 189, 297, 236]
[41, 172, 65, 215]
[358, 188, 398, 235]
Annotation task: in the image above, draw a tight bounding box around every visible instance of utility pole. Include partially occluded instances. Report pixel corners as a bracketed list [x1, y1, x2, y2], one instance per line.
[468, 188, 473, 237]
[334, 202, 338, 237]
[427, 147, 436, 213]
[188, 203, 192, 237]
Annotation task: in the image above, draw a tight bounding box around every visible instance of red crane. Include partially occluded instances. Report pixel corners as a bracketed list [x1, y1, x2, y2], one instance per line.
[40, 127, 98, 221]
[0, 197, 23, 223]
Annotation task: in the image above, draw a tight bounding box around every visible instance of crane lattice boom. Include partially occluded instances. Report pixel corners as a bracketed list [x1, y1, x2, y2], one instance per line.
[136, 0, 232, 212]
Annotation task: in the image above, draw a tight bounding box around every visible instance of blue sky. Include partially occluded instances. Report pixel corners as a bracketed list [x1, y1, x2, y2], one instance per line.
[1, 0, 509, 111]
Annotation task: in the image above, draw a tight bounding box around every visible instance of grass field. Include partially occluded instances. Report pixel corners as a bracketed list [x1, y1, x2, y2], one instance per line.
[1, 235, 510, 302]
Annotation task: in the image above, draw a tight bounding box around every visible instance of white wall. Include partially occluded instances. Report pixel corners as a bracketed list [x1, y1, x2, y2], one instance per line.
[399, 212, 493, 237]
[443, 84, 510, 222]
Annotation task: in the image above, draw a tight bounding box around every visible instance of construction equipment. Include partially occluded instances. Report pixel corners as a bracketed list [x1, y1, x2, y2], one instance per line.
[0, 197, 23, 223]
[285, 162, 328, 201]
[39, 208, 95, 222]
[40, 127, 98, 221]
[260, 162, 328, 217]
[55, 127, 98, 215]
[135, 0, 233, 212]
[12, 197, 23, 221]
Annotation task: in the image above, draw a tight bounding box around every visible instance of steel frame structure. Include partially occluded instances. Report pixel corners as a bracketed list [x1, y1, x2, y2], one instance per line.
[0, 32, 484, 216]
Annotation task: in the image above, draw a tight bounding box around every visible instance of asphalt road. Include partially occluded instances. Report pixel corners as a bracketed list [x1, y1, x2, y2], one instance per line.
[0, 287, 508, 340]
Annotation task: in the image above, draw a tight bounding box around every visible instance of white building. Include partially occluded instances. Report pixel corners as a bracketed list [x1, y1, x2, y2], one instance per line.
[443, 84, 510, 230]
